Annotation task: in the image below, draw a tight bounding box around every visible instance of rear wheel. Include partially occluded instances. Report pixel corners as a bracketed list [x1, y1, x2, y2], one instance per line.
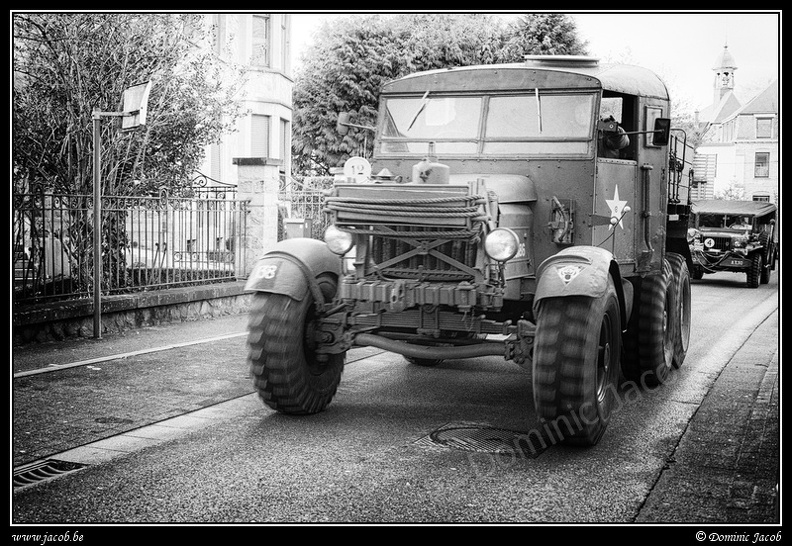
[665, 252, 691, 369]
[747, 253, 763, 288]
[532, 276, 621, 446]
[621, 260, 675, 386]
[247, 279, 345, 414]
[404, 356, 443, 367]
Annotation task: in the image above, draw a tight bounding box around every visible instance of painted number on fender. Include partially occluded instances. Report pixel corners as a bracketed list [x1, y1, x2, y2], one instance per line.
[254, 264, 278, 280]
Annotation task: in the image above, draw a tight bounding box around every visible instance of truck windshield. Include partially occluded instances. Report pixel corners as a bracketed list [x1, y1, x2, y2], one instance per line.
[380, 92, 595, 157]
[698, 214, 754, 229]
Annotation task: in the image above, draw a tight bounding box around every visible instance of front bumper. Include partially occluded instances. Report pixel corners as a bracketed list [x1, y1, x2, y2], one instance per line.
[692, 249, 751, 271]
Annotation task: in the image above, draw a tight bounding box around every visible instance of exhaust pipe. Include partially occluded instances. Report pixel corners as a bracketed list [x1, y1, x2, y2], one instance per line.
[354, 333, 504, 360]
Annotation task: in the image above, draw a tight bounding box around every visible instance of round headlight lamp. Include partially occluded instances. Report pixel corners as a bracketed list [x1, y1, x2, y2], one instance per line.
[324, 225, 354, 255]
[484, 228, 520, 262]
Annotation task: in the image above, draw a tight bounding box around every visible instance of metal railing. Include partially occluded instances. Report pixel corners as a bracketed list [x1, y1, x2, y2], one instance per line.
[13, 187, 248, 305]
[277, 175, 334, 241]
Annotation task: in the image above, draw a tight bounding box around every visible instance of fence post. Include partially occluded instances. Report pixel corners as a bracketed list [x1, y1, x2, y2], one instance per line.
[233, 158, 282, 277]
[92, 112, 103, 339]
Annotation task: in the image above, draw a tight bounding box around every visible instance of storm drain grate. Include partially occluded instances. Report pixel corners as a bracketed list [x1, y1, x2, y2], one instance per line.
[420, 423, 549, 459]
[13, 459, 87, 489]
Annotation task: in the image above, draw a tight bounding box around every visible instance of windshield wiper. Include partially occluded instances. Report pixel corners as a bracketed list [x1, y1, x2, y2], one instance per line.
[407, 90, 431, 131]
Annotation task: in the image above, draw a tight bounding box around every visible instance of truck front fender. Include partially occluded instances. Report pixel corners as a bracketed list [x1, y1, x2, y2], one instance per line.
[244, 238, 342, 303]
[533, 246, 631, 326]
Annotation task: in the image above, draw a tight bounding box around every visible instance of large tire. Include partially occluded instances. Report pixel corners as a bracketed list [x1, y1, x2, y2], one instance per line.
[665, 252, 691, 369]
[404, 356, 443, 367]
[692, 265, 704, 280]
[247, 283, 344, 415]
[758, 233, 774, 284]
[621, 260, 675, 386]
[532, 276, 621, 446]
[747, 253, 763, 288]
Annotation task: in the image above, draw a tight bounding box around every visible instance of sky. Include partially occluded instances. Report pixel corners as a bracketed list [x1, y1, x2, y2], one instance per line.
[289, 11, 780, 114]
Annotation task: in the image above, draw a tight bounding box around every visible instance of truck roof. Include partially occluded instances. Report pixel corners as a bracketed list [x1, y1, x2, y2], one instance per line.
[692, 199, 777, 217]
[382, 56, 669, 100]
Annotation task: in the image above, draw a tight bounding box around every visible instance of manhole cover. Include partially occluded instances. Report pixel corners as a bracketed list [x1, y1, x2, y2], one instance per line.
[13, 459, 87, 489]
[426, 424, 548, 458]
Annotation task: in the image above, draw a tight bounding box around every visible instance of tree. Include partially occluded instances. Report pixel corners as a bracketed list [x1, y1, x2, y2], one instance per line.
[715, 181, 747, 201]
[498, 13, 588, 61]
[292, 13, 587, 174]
[13, 13, 244, 196]
[12, 13, 245, 296]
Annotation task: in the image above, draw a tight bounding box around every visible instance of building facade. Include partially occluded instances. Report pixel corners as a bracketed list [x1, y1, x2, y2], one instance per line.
[197, 13, 293, 185]
[693, 45, 779, 204]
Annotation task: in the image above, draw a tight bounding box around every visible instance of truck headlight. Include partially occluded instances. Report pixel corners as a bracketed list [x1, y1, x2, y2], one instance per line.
[733, 236, 748, 248]
[687, 228, 699, 243]
[484, 228, 520, 262]
[324, 225, 354, 255]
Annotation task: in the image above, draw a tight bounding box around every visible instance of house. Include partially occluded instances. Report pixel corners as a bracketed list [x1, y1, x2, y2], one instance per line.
[195, 14, 294, 186]
[692, 45, 779, 204]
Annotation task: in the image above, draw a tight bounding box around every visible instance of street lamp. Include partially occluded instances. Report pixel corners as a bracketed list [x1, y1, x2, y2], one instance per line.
[92, 80, 152, 339]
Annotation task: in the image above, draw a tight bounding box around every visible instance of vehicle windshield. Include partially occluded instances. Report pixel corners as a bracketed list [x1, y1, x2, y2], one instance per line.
[379, 92, 595, 157]
[698, 214, 754, 230]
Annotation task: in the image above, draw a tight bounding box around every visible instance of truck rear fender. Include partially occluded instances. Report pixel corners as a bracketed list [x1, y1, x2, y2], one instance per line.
[533, 246, 631, 327]
[244, 238, 342, 303]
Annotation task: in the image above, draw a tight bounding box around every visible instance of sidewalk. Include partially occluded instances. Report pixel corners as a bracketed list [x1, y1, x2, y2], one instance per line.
[637, 308, 780, 523]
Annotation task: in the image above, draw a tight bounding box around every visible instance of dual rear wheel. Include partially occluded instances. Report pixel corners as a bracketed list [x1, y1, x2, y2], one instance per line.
[532, 253, 691, 446]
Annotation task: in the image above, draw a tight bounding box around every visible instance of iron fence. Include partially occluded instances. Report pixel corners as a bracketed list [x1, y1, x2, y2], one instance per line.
[277, 176, 334, 241]
[13, 187, 248, 305]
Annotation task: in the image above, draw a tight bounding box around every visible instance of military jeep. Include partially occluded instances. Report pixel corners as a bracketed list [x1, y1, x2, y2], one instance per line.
[688, 199, 778, 287]
[245, 56, 694, 446]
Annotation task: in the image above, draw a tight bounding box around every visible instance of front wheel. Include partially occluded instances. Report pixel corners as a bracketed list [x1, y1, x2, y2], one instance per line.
[532, 276, 621, 446]
[247, 286, 345, 415]
[747, 253, 763, 288]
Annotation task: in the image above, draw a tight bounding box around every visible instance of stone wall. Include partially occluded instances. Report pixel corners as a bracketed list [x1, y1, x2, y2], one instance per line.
[12, 281, 252, 346]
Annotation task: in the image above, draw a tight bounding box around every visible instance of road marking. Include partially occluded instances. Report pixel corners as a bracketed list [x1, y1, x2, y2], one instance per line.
[13, 332, 248, 379]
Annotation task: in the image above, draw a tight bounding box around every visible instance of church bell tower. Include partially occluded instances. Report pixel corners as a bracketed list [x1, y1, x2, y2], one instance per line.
[713, 43, 737, 103]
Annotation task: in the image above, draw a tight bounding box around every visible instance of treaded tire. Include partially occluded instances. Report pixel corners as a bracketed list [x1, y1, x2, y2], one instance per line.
[621, 260, 675, 387]
[665, 252, 691, 369]
[747, 253, 762, 288]
[692, 265, 704, 280]
[404, 356, 443, 367]
[532, 277, 621, 446]
[758, 233, 774, 284]
[247, 290, 344, 415]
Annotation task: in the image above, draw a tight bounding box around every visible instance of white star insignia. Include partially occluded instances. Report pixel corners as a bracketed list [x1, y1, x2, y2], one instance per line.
[605, 186, 628, 230]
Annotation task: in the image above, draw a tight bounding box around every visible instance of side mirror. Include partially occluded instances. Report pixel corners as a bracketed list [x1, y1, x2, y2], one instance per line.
[336, 112, 351, 136]
[652, 118, 671, 146]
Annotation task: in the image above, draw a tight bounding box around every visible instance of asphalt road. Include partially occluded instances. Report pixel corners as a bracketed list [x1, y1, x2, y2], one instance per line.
[10, 270, 780, 532]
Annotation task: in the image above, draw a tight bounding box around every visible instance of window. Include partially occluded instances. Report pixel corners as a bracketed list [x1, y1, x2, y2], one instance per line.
[252, 115, 271, 158]
[754, 152, 770, 178]
[252, 15, 270, 67]
[752, 194, 770, 202]
[281, 15, 290, 73]
[756, 117, 773, 139]
[280, 118, 290, 172]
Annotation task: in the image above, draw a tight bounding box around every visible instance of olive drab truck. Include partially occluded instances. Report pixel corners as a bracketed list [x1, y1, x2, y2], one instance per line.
[245, 56, 694, 445]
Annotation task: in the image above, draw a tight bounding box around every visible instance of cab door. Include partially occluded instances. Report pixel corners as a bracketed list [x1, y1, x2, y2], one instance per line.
[592, 158, 638, 263]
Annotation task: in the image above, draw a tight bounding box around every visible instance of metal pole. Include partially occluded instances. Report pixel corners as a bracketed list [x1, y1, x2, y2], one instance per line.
[93, 113, 102, 339]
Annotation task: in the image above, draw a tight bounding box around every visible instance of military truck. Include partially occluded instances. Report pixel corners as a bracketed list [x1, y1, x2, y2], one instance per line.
[688, 199, 778, 287]
[245, 56, 693, 445]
